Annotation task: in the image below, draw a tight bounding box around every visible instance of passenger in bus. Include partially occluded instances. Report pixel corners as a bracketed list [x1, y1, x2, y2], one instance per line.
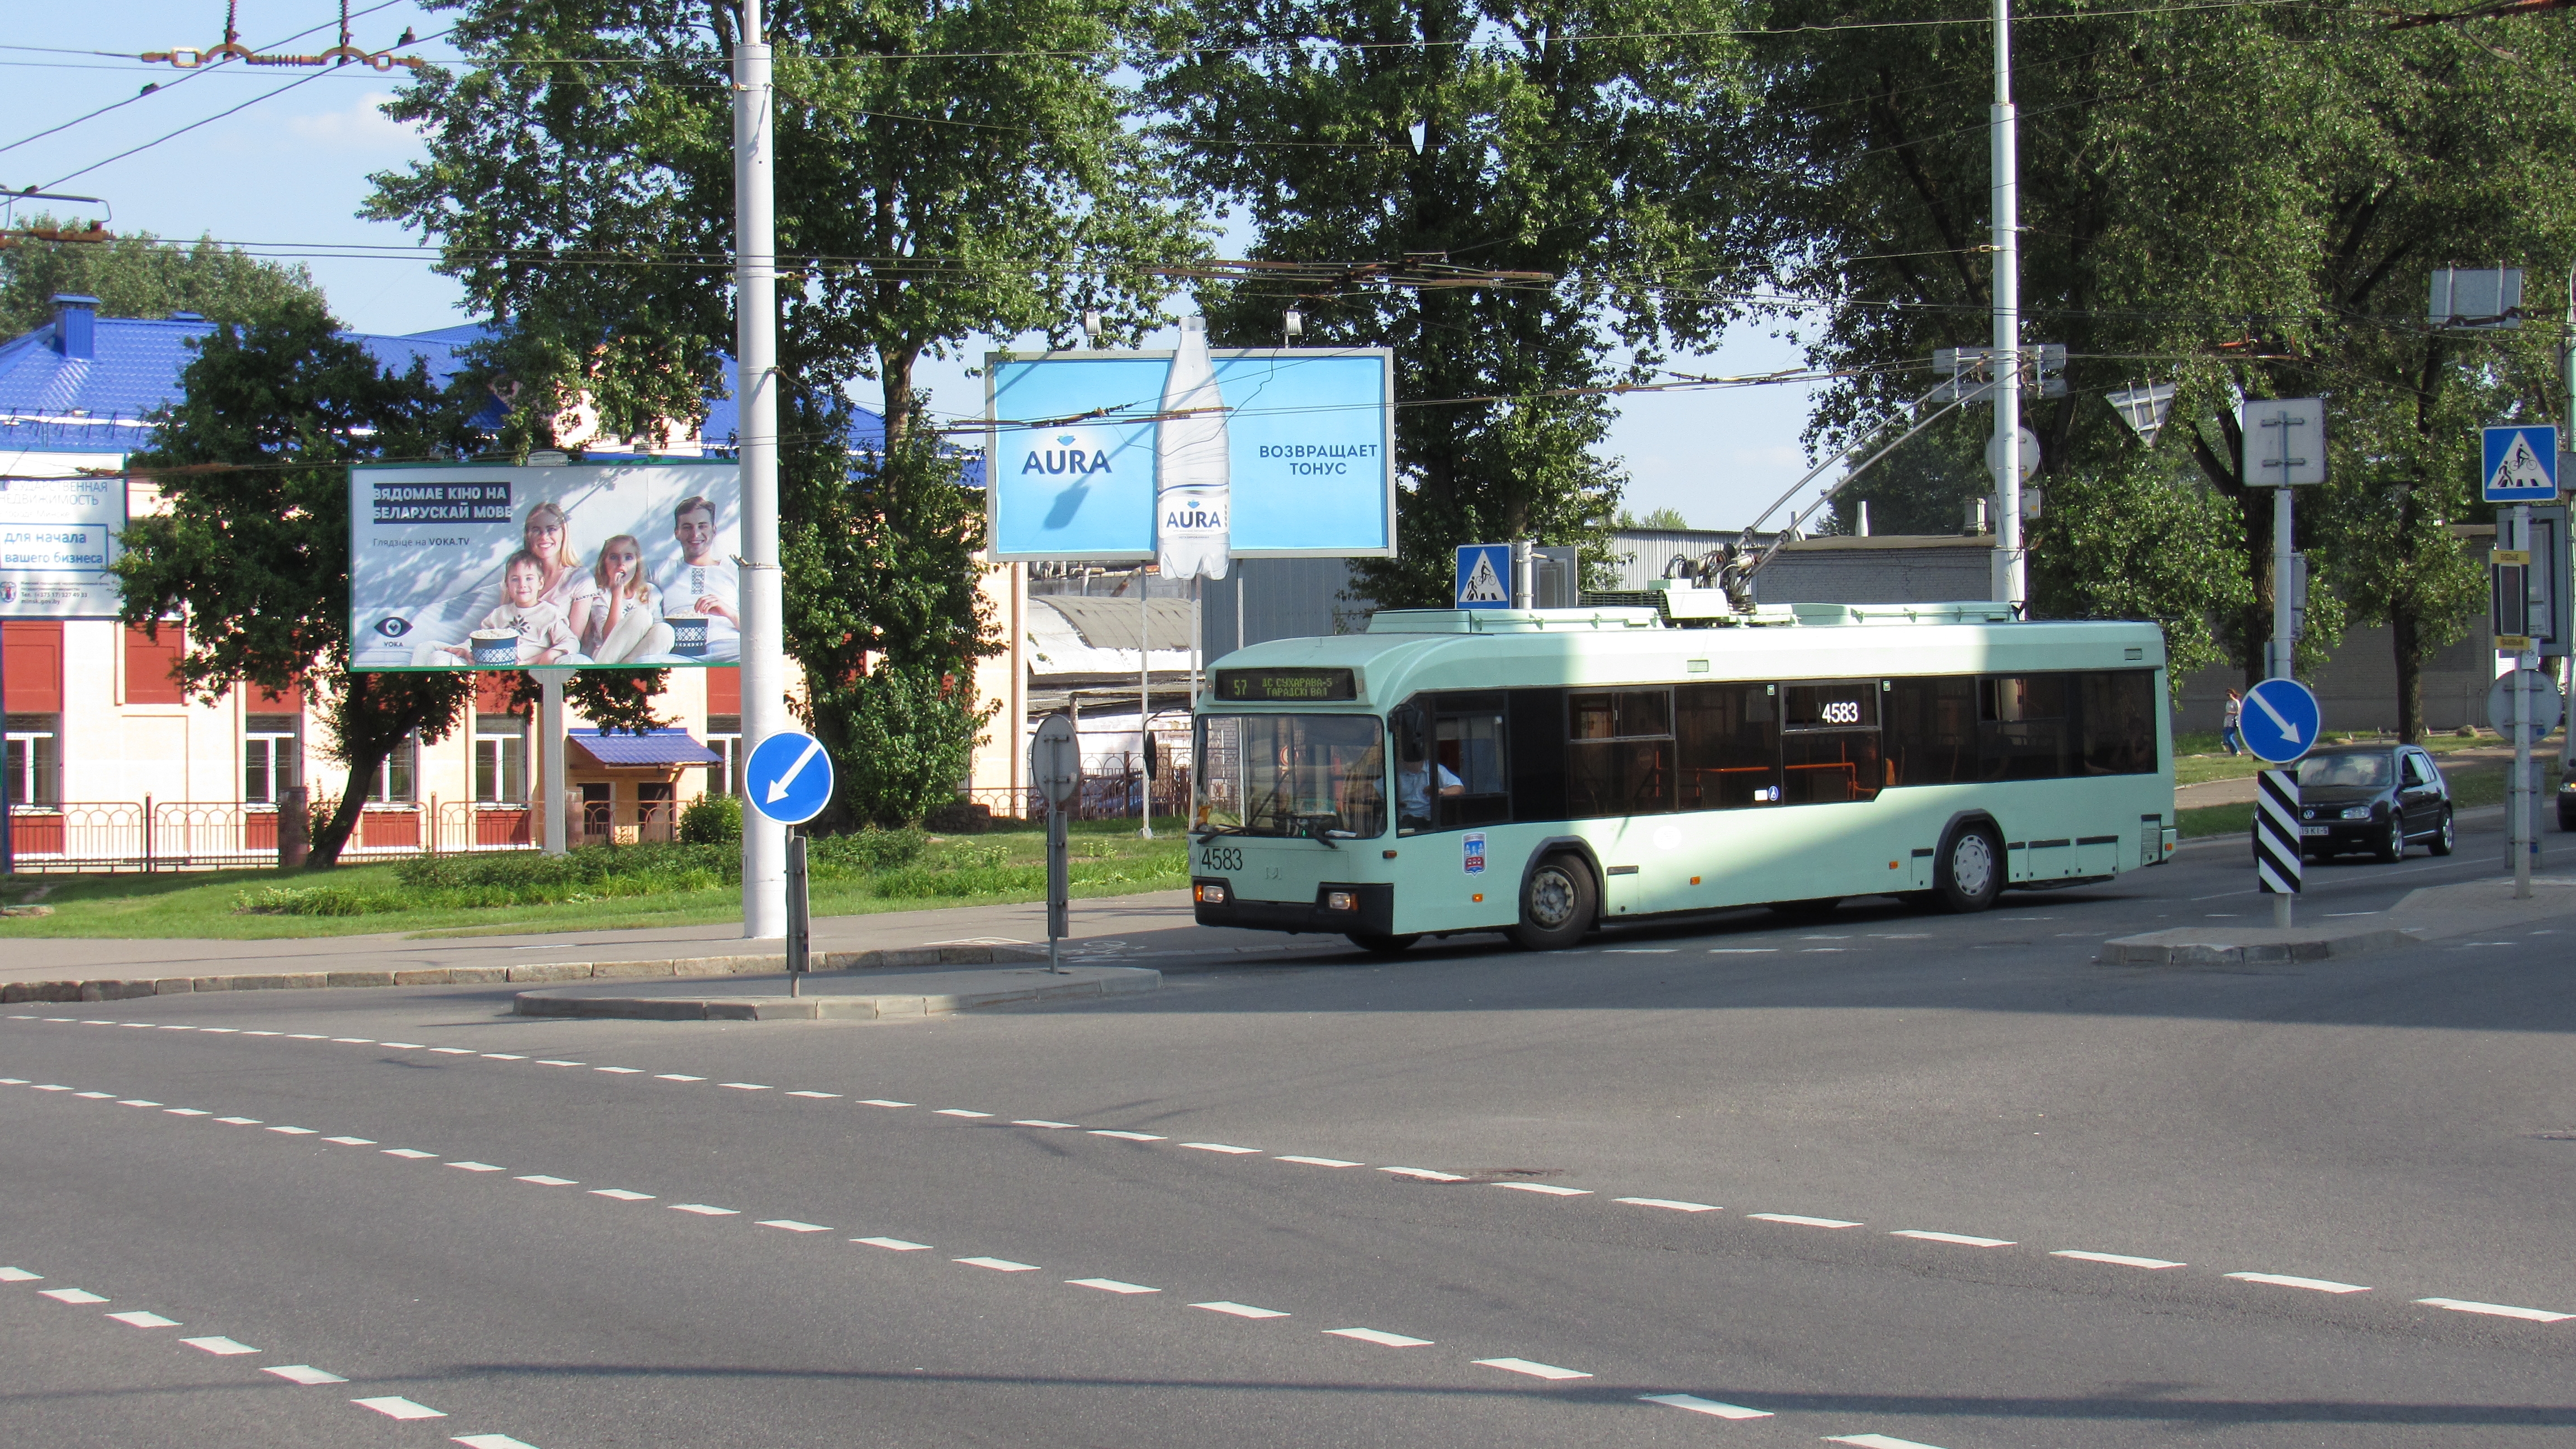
[1396, 731, 1462, 832]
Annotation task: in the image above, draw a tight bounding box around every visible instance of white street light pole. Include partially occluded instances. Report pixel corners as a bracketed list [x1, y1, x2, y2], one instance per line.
[734, 0, 787, 938]
[1990, 0, 2024, 610]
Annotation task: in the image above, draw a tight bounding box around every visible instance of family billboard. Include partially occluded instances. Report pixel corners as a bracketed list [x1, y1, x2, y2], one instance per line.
[348, 461, 742, 671]
[983, 334, 1395, 569]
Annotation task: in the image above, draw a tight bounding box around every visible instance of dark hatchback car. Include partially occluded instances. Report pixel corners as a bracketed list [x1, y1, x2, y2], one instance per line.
[2274, 744, 2455, 861]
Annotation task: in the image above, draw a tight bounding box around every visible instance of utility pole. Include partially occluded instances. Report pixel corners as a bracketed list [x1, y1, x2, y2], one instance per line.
[734, 0, 787, 939]
[1989, 0, 2024, 610]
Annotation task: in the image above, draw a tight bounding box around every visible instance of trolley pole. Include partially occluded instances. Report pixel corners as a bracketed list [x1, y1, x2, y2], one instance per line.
[734, 0, 788, 938]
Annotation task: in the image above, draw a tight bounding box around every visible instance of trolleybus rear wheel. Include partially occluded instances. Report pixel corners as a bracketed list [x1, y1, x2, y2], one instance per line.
[1346, 932, 1422, 955]
[1934, 821, 2003, 913]
[1508, 854, 1595, 951]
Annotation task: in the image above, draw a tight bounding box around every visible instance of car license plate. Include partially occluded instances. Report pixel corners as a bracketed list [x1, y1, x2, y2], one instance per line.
[2300, 825, 2331, 837]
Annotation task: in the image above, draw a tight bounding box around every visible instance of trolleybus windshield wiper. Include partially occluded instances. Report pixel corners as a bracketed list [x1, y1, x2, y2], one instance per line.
[1292, 812, 1344, 847]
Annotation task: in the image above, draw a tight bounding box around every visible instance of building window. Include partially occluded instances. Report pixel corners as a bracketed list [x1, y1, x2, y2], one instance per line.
[244, 713, 300, 806]
[707, 714, 742, 797]
[474, 713, 526, 804]
[367, 734, 419, 804]
[6, 713, 62, 808]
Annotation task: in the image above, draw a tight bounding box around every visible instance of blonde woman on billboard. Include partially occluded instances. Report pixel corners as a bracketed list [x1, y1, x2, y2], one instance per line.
[579, 533, 677, 664]
[522, 500, 602, 618]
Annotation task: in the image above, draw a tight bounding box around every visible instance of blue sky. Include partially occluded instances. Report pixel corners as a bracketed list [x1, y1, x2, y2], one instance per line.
[4, 1, 1821, 529]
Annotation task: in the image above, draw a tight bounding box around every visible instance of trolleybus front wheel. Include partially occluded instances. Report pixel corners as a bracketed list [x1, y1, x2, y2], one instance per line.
[1933, 821, 2003, 913]
[1346, 932, 1422, 955]
[1508, 854, 1597, 951]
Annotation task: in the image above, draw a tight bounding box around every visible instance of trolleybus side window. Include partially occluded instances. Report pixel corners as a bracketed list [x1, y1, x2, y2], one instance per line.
[2076, 669, 2158, 776]
[1883, 676, 1976, 787]
[1981, 674, 2073, 781]
[1780, 681, 1883, 804]
[1432, 692, 1511, 829]
[1567, 688, 1675, 818]
[1507, 688, 1569, 823]
[1675, 681, 1779, 809]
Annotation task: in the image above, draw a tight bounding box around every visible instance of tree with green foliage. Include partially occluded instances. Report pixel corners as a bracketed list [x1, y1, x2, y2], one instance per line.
[1, 225, 325, 337]
[1148, 0, 1771, 607]
[1617, 505, 1693, 532]
[1744, 3, 2576, 724]
[370, 0, 1196, 820]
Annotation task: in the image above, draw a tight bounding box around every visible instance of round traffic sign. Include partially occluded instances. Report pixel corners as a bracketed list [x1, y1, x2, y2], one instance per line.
[1031, 715, 1081, 809]
[1984, 425, 2040, 483]
[744, 731, 834, 825]
[2239, 677, 2322, 764]
[2485, 668, 2564, 737]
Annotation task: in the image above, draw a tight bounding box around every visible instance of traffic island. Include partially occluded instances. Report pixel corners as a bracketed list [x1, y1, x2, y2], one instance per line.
[2099, 875, 2576, 965]
[512, 964, 1161, 1021]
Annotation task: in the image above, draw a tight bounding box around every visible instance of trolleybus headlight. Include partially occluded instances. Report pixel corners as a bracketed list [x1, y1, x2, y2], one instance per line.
[1196, 883, 1228, 905]
[1324, 890, 1358, 912]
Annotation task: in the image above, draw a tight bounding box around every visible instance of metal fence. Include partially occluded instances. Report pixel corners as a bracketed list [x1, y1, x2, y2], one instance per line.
[4, 798, 543, 873]
[947, 758, 1191, 828]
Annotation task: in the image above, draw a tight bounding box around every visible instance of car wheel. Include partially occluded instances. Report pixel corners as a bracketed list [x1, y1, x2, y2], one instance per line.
[2374, 815, 2404, 863]
[1507, 854, 1595, 951]
[1344, 931, 1421, 955]
[2428, 808, 2455, 856]
[1932, 820, 2003, 913]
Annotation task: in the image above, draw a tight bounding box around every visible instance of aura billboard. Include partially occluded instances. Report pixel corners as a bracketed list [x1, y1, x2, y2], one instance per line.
[348, 461, 741, 670]
[984, 329, 1395, 569]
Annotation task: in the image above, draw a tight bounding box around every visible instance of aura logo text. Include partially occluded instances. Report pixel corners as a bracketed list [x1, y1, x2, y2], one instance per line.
[1022, 432, 1113, 476]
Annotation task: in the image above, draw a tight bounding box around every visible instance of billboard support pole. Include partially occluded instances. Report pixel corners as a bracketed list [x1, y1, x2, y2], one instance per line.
[1138, 574, 1153, 839]
[533, 666, 570, 856]
[1, 630, 12, 878]
[734, 0, 788, 939]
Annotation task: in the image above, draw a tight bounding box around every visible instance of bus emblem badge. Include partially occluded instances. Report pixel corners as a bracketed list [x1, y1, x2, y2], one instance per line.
[1463, 833, 1487, 875]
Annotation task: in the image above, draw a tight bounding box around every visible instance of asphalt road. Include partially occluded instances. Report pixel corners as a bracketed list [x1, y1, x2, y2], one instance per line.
[4, 810, 2573, 1448]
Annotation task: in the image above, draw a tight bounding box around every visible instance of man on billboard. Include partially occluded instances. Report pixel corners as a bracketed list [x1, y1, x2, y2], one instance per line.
[671, 494, 740, 661]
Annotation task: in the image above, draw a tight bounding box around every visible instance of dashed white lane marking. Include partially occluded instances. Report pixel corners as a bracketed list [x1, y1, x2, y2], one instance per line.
[330, 1038, 373, 1044]
[1381, 1167, 1465, 1182]
[859, 1099, 913, 1108]
[955, 1257, 1040, 1272]
[286, 1034, 327, 1041]
[1182, 1143, 1261, 1154]
[352, 1396, 446, 1420]
[1498, 1183, 1590, 1197]
[2416, 1298, 2574, 1323]
[935, 1109, 993, 1118]
[31, 1085, 71, 1091]
[377, 1042, 424, 1050]
[183, 1336, 257, 1355]
[655, 1074, 705, 1082]
[1476, 1357, 1591, 1380]
[595, 1067, 642, 1074]
[1640, 1393, 1772, 1419]
[448, 1162, 505, 1173]
[1194, 1301, 1290, 1319]
[1604, 949, 1677, 954]
[0, 1267, 39, 1281]
[1090, 1130, 1165, 1142]
[74, 1091, 115, 1098]
[517, 1175, 579, 1187]
[670, 1204, 737, 1216]
[2229, 1272, 2369, 1294]
[1748, 1213, 1862, 1229]
[383, 1149, 439, 1159]
[2053, 1250, 2185, 1270]
[429, 1048, 476, 1055]
[1014, 1120, 1079, 1129]
[1277, 1156, 1363, 1168]
[1892, 1230, 2015, 1247]
[1827, 1435, 1952, 1449]
[1618, 1197, 1720, 1213]
[165, 1109, 210, 1116]
[719, 1082, 769, 1091]
[537, 1060, 586, 1068]
[1710, 947, 1779, 954]
[1069, 1278, 1159, 1294]
[453, 1435, 542, 1449]
[268, 1126, 319, 1135]
[107, 1310, 181, 1328]
[855, 1238, 932, 1252]
[325, 1137, 376, 1146]
[215, 1116, 262, 1125]
[198, 1029, 239, 1034]
[1326, 1327, 1432, 1347]
[157, 1025, 196, 1030]
[264, 1364, 347, 1385]
[40, 1289, 108, 1304]
[787, 1091, 839, 1098]
[590, 1189, 654, 1201]
[0, 1078, 25, 1085]
[759, 1220, 831, 1233]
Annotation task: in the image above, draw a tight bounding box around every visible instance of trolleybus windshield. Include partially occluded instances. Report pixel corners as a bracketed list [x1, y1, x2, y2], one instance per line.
[1195, 714, 1386, 839]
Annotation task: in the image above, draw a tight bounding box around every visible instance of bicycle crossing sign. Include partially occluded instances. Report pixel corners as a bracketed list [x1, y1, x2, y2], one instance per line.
[2483, 425, 2560, 503]
[1455, 544, 1512, 609]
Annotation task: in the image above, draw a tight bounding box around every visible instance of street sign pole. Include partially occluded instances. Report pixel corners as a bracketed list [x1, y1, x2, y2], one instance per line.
[1989, 0, 2024, 611]
[734, 0, 788, 940]
[2515, 502, 2534, 899]
[784, 828, 809, 995]
[2484, 423, 2563, 899]
[2241, 677, 2321, 930]
[1031, 716, 1081, 974]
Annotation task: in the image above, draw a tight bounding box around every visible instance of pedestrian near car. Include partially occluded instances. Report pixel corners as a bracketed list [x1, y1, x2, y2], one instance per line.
[2220, 688, 2244, 756]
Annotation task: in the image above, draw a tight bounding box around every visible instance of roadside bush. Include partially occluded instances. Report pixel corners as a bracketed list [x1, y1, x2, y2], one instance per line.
[805, 826, 926, 875]
[233, 884, 394, 916]
[679, 794, 743, 844]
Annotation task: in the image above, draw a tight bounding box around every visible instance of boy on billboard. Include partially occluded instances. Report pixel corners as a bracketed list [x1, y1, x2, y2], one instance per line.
[425, 551, 579, 666]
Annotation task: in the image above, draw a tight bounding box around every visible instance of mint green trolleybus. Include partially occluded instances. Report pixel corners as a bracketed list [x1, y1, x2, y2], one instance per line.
[1188, 581, 2180, 952]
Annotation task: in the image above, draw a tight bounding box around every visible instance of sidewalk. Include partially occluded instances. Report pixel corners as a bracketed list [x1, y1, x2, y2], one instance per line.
[2101, 874, 2576, 965]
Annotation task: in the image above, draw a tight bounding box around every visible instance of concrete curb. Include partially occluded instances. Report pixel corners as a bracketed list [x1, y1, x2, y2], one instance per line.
[511, 965, 1161, 1021]
[2097, 927, 2425, 966]
[0, 943, 1050, 1005]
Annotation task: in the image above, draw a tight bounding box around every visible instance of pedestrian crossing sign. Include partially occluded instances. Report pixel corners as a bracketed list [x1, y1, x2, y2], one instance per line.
[2483, 425, 2559, 503]
[1455, 544, 1513, 610]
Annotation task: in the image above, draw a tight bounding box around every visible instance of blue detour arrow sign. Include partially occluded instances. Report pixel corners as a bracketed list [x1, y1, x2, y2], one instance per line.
[2238, 678, 2321, 765]
[745, 731, 834, 825]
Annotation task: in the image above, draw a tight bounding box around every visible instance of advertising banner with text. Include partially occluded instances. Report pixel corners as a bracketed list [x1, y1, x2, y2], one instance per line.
[1, 452, 126, 619]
